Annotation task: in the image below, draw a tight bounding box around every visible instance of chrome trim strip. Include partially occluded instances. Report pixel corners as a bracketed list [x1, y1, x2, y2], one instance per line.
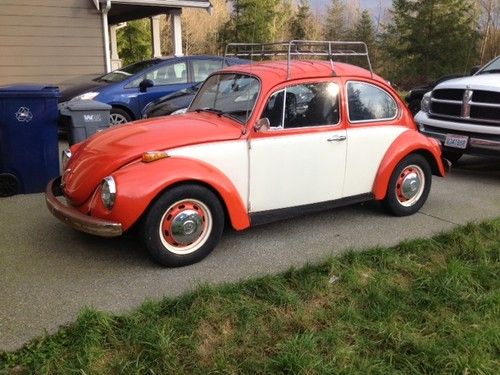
[470, 101, 500, 108]
[420, 128, 500, 152]
[45, 177, 123, 238]
[431, 98, 462, 105]
[428, 112, 500, 125]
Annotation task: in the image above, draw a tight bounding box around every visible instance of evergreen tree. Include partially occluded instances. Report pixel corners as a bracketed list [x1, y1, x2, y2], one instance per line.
[117, 19, 152, 65]
[354, 10, 375, 51]
[381, 0, 480, 86]
[218, 0, 280, 46]
[275, 0, 294, 41]
[353, 9, 377, 68]
[324, 0, 346, 40]
[290, 0, 313, 39]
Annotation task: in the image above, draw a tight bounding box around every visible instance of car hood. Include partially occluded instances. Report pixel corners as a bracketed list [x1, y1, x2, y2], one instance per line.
[59, 75, 108, 102]
[435, 73, 500, 91]
[63, 112, 244, 205]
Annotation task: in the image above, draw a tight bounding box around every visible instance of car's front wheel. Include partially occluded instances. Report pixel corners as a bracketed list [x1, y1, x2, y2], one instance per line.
[142, 184, 224, 267]
[110, 107, 132, 125]
[383, 154, 432, 216]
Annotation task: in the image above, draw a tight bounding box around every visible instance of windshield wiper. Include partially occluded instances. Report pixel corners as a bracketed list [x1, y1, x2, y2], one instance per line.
[194, 107, 244, 125]
[195, 108, 226, 116]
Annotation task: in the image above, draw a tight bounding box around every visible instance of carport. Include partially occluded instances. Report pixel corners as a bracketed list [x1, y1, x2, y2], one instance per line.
[93, 0, 213, 72]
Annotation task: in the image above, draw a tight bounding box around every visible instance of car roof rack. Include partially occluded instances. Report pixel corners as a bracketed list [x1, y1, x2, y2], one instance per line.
[224, 40, 373, 79]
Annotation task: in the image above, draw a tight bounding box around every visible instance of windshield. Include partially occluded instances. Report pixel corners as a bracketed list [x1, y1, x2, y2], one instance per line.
[476, 56, 500, 75]
[95, 59, 161, 83]
[189, 73, 260, 123]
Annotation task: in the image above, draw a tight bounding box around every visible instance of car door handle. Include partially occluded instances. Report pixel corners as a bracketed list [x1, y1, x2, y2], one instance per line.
[327, 135, 346, 142]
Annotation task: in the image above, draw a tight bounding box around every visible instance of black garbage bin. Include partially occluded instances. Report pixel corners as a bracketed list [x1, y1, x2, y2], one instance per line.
[59, 100, 111, 146]
[0, 85, 60, 197]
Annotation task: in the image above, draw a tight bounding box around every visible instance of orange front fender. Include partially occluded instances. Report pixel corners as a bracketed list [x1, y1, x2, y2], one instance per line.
[372, 130, 445, 200]
[92, 156, 250, 232]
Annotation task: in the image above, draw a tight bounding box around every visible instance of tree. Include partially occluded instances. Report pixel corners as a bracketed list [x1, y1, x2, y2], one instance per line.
[117, 19, 152, 65]
[323, 0, 347, 40]
[290, 0, 313, 39]
[274, 0, 294, 41]
[354, 10, 376, 50]
[353, 9, 377, 69]
[218, 0, 280, 47]
[381, 0, 481, 87]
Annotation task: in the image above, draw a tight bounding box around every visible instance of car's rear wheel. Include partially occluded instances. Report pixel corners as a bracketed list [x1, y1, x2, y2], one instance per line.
[110, 107, 132, 125]
[142, 185, 224, 267]
[383, 154, 432, 216]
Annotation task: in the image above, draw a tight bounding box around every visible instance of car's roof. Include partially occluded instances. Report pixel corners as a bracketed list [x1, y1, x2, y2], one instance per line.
[221, 60, 385, 83]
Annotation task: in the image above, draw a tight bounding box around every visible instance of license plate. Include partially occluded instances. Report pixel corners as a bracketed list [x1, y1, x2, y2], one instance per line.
[444, 134, 468, 149]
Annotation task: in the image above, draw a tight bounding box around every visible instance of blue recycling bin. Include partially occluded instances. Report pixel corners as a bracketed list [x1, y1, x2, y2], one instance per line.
[0, 85, 60, 196]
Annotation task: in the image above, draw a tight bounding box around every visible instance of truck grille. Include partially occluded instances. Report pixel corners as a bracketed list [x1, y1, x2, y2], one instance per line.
[430, 88, 500, 125]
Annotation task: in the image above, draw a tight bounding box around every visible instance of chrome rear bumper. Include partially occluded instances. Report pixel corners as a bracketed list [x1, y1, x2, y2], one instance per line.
[45, 177, 123, 237]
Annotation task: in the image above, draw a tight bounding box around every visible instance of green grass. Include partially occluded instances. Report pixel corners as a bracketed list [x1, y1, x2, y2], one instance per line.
[1, 220, 499, 374]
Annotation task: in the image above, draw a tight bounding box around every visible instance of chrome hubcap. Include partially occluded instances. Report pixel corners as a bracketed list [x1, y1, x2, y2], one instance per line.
[170, 210, 203, 245]
[396, 165, 425, 207]
[401, 172, 420, 200]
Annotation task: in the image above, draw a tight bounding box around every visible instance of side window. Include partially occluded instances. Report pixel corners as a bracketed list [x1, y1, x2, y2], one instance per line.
[347, 82, 397, 122]
[129, 62, 187, 87]
[261, 82, 340, 129]
[193, 59, 224, 82]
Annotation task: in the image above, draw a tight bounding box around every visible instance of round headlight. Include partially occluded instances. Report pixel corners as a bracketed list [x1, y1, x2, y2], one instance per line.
[421, 95, 431, 113]
[101, 176, 116, 210]
[61, 149, 72, 170]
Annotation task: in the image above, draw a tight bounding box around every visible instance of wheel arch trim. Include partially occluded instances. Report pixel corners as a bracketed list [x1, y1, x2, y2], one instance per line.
[99, 156, 250, 232]
[372, 130, 445, 200]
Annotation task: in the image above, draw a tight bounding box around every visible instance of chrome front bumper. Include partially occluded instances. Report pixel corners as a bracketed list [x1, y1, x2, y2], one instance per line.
[415, 111, 500, 154]
[45, 177, 123, 237]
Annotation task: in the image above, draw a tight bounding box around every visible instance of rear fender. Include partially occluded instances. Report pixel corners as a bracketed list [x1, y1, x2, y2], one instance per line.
[93, 156, 250, 232]
[372, 130, 445, 200]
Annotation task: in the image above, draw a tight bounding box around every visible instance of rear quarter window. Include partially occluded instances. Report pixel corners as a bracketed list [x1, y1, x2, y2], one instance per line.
[347, 81, 398, 123]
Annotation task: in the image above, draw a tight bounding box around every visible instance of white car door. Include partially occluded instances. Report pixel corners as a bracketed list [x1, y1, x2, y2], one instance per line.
[248, 81, 347, 213]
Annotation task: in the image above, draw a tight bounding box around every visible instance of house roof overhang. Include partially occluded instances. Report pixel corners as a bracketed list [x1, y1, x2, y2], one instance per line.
[94, 0, 212, 24]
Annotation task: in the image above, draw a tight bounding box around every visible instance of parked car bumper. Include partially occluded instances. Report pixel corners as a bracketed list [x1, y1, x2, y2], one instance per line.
[45, 177, 123, 237]
[415, 111, 500, 156]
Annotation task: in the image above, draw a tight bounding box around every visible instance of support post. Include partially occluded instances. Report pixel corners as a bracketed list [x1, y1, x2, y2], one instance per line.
[170, 8, 183, 57]
[109, 25, 122, 70]
[150, 15, 162, 58]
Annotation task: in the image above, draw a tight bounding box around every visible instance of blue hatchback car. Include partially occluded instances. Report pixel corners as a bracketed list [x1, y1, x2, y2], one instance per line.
[60, 55, 247, 125]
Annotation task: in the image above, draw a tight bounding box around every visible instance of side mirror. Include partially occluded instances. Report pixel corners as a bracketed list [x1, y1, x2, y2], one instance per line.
[470, 65, 480, 75]
[254, 118, 270, 132]
[139, 79, 154, 92]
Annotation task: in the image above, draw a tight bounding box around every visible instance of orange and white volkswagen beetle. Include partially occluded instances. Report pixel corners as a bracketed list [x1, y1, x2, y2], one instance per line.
[46, 41, 447, 267]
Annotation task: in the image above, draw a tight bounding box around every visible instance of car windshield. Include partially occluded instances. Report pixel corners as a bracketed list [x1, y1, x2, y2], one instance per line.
[189, 73, 260, 124]
[476, 56, 500, 75]
[95, 59, 161, 83]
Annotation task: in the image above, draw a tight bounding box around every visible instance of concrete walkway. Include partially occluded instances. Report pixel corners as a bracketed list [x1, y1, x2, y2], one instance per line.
[1, 156, 499, 351]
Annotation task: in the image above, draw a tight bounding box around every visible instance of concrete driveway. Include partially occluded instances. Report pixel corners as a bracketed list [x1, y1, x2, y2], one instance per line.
[1, 156, 499, 352]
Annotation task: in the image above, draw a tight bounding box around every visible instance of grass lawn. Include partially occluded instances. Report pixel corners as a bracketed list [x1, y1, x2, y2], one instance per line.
[1, 219, 499, 374]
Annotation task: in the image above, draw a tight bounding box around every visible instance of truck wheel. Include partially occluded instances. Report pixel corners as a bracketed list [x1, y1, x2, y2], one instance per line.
[408, 99, 421, 115]
[110, 108, 132, 125]
[142, 185, 224, 267]
[382, 154, 432, 216]
[442, 150, 462, 164]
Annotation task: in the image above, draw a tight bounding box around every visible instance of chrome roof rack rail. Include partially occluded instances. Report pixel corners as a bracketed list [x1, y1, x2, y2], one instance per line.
[224, 40, 373, 79]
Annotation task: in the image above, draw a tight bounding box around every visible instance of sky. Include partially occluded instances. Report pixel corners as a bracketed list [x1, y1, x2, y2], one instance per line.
[310, 0, 392, 14]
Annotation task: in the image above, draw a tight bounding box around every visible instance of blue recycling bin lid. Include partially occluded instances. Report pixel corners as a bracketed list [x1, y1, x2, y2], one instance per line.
[0, 84, 60, 98]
